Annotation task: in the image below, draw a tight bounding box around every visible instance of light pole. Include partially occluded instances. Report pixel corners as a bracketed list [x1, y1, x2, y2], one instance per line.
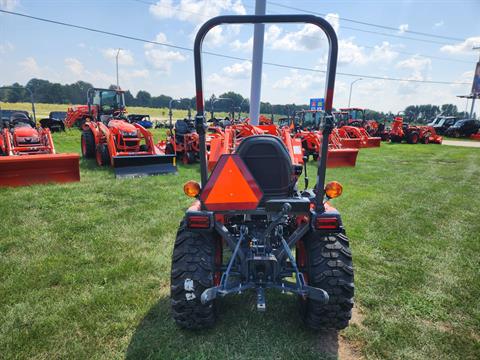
[115, 48, 122, 89]
[348, 78, 362, 108]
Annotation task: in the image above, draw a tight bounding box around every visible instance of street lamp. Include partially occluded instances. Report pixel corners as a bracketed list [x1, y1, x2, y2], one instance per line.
[115, 48, 122, 89]
[348, 78, 363, 108]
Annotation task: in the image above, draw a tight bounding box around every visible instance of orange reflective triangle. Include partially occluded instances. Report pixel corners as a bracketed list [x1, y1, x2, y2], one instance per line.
[201, 155, 263, 211]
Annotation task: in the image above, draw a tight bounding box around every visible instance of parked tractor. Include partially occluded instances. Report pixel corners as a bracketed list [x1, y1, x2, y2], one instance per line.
[0, 87, 80, 187]
[170, 14, 354, 330]
[39, 111, 67, 132]
[292, 110, 359, 167]
[78, 88, 176, 177]
[127, 114, 153, 129]
[389, 113, 442, 144]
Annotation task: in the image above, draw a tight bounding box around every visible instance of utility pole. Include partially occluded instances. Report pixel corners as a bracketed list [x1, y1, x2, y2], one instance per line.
[116, 48, 122, 90]
[348, 78, 362, 107]
[249, 0, 266, 125]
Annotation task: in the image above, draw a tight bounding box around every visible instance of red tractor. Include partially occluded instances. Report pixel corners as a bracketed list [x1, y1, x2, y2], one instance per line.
[170, 14, 353, 330]
[77, 88, 176, 177]
[337, 107, 388, 140]
[292, 110, 359, 167]
[0, 87, 80, 186]
[389, 113, 442, 144]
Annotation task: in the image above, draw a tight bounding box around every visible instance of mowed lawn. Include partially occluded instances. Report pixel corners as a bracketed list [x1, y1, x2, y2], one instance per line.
[1, 130, 479, 359]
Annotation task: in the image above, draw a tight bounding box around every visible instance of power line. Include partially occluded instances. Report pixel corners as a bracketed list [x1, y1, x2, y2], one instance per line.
[131, 0, 471, 62]
[267, 1, 469, 42]
[0, 9, 470, 85]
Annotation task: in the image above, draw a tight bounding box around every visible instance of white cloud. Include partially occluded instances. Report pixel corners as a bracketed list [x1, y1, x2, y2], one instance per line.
[0, 41, 14, 54]
[65, 58, 84, 76]
[144, 48, 186, 73]
[102, 48, 135, 66]
[396, 55, 431, 80]
[125, 69, 150, 79]
[337, 39, 398, 66]
[143, 32, 186, 73]
[0, 0, 19, 10]
[222, 61, 251, 79]
[273, 69, 324, 91]
[433, 20, 444, 28]
[270, 13, 340, 52]
[149, 0, 246, 25]
[20, 57, 41, 76]
[440, 36, 480, 54]
[398, 24, 409, 34]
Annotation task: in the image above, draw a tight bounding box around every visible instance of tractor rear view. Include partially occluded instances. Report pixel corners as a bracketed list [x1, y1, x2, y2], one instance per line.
[170, 14, 354, 331]
[0, 87, 80, 187]
[80, 88, 176, 177]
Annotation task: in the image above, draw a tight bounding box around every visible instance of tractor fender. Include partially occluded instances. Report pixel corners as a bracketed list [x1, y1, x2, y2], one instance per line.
[310, 204, 345, 234]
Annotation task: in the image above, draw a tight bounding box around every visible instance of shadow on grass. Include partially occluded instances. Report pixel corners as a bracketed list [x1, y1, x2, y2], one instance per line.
[126, 294, 339, 359]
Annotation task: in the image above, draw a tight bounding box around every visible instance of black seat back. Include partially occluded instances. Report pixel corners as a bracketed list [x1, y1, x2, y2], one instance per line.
[236, 135, 293, 200]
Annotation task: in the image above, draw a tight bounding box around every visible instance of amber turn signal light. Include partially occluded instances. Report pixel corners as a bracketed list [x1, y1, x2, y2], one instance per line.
[325, 181, 343, 199]
[184, 180, 201, 197]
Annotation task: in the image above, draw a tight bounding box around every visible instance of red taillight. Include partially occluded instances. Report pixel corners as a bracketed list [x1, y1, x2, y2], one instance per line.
[187, 215, 210, 229]
[315, 217, 339, 230]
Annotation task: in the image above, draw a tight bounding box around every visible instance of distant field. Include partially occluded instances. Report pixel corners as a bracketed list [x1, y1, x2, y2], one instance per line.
[1, 134, 479, 359]
[0, 102, 231, 121]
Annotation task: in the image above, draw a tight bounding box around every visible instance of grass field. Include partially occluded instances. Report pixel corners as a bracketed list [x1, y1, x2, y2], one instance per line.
[1, 130, 480, 359]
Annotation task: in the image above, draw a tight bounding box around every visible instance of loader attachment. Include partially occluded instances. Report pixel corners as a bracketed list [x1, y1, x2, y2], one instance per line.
[0, 153, 80, 187]
[340, 138, 361, 149]
[327, 148, 359, 168]
[365, 137, 381, 147]
[112, 154, 177, 178]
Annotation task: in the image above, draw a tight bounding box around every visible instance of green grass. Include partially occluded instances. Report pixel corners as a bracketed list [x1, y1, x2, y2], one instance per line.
[1, 131, 480, 359]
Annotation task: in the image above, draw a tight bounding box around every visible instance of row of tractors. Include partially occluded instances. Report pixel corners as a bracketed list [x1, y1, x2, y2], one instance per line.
[1, 85, 444, 187]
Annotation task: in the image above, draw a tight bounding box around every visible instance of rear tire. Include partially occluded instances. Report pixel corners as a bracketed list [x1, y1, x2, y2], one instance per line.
[390, 135, 402, 143]
[100, 144, 110, 166]
[170, 221, 216, 329]
[81, 130, 95, 158]
[300, 232, 354, 330]
[407, 132, 419, 144]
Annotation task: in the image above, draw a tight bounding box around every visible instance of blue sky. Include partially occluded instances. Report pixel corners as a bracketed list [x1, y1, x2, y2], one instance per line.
[0, 0, 479, 112]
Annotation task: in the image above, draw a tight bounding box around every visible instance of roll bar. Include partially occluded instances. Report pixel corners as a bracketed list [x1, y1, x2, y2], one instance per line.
[193, 15, 338, 210]
[0, 86, 36, 122]
[169, 98, 193, 129]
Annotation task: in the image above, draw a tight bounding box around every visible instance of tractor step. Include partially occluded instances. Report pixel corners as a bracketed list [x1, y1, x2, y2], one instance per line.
[112, 154, 176, 178]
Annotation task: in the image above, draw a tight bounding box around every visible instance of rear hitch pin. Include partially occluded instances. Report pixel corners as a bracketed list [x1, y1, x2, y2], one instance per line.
[257, 287, 266, 312]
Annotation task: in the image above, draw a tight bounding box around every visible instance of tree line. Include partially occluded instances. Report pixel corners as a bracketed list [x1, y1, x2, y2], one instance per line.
[0, 78, 471, 122]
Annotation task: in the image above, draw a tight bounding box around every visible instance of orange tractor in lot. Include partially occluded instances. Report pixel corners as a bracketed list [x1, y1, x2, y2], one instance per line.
[74, 88, 176, 177]
[292, 110, 359, 167]
[0, 87, 80, 187]
[389, 112, 442, 144]
[335, 108, 385, 145]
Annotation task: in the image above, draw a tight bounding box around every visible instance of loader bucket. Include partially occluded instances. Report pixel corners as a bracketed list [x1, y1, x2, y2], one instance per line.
[112, 154, 177, 178]
[327, 148, 359, 168]
[365, 137, 381, 147]
[0, 153, 80, 187]
[340, 138, 362, 149]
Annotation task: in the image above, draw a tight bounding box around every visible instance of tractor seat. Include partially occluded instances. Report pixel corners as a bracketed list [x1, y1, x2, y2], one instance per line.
[175, 120, 195, 141]
[236, 135, 294, 200]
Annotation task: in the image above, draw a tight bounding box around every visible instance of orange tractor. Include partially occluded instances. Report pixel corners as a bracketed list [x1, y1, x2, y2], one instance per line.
[389, 112, 442, 144]
[76, 88, 176, 177]
[336, 108, 384, 146]
[292, 110, 359, 167]
[0, 87, 80, 187]
[171, 14, 354, 330]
